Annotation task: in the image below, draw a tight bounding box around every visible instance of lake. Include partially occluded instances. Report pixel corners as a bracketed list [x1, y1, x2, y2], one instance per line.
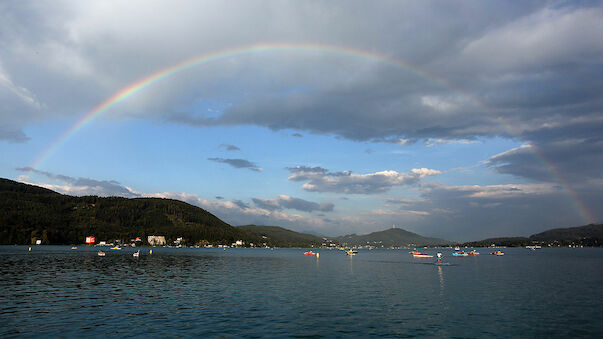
[1, 246, 602, 338]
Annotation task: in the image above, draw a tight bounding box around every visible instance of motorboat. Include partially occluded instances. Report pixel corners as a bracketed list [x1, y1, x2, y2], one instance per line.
[133, 250, 140, 258]
[452, 251, 468, 257]
[412, 253, 433, 258]
[111, 246, 121, 250]
[97, 251, 105, 257]
[346, 249, 358, 256]
[491, 250, 504, 256]
[408, 248, 421, 255]
[303, 251, 315, 255]
[467, 250, 480, 255]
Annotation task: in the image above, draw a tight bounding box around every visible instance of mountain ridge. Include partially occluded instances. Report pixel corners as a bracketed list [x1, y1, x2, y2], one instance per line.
[333, 227, 451, 247]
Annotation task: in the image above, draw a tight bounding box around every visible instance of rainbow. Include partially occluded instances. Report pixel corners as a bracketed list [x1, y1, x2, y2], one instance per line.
[28, 42, 595, 223]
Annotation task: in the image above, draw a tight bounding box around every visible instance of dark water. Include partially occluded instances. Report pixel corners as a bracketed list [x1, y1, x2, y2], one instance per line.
[1, 246, 602, 338]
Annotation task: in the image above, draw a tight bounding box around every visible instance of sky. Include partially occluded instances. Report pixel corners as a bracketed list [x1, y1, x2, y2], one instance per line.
[1, 0, 602, 241]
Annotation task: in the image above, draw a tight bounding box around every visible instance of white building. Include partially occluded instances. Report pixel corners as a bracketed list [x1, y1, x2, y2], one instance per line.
[148, 235, 166, 246]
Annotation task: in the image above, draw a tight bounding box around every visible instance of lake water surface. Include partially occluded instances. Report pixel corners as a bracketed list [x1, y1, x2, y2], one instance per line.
[1, 246, 602, 338]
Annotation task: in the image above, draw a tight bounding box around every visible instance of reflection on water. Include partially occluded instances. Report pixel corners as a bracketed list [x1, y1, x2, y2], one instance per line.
[1, 246, 602, 337]
[437, 265, 444, 296]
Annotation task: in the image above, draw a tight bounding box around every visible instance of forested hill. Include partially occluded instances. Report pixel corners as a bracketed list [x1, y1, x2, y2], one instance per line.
[0, 178, 260, 245]
[333, 227, 450, 247]
[238, 225, 328, 248]
[461, 224, 603, 247]
[529, 224, 602, 245]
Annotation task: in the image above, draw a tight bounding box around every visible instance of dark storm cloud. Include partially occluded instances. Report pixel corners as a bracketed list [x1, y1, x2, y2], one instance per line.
[207, 158, 262, 172]
[219, 143, 240, 151]
[252, 195, 334, 213]
[362, 181, 603, 242]
[3, 2, 602, 160]
[16, 167, 139, 197]
[487, 115, 603, 184]
[408, 182, 603, 241]
[287, 166, 441, 194]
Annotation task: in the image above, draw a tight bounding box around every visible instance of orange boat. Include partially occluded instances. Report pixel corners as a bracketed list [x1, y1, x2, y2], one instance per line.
[467, 250, 480, 255]
[303, 251, 315, 255]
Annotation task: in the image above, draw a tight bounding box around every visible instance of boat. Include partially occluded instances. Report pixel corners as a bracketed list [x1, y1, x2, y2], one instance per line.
[452, 251, 468, 257]
[412, 253, 433, 258]
[97, 251, 105, 257]
[71, 246, 77, 250]
[409, 248, 421, 255]
[467, 250, 479, 255]
[111, 246, 121, 250]
[491, 250, 504, 256]
[346, 249, 358, 256]
[133, 250, 140, 258]
[454, 246, 460, 251]
[303, 251, 315, 256]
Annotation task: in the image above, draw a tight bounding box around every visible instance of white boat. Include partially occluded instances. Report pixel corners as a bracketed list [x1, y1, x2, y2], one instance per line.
[97, 251, 105, 257]
[454, 246, 460, 251]
[133, 250, 140, 258]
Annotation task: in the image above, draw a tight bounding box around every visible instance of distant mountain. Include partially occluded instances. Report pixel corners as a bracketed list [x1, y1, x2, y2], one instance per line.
[0, 178, 260, 245]
[461, 237, 531, 248]
[237, 225, 327, 248]
[333, 227, 450, 247]
[462, 224, 603, 247]
[530, 224, 602, 245]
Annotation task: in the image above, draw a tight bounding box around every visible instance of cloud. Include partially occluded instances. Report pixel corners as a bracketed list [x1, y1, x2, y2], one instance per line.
[292, 133, 303, 138]
[252, 195, 334, 213]
[207, 157, 262, 172]
[460, 6, 603, 73]
[0, 125, 30, 143]
[219, 143, 240, 151]
[232, 199, 250, 209]
[0, 64, 41, 108]
[145, 191, 332, 232]
[15, 167, 140, 197]
[287, 166, 441, 194]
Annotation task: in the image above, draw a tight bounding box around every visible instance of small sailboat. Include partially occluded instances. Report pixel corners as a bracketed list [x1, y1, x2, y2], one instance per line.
[97, 250, 106, 257]
[133, 250, 140, 258]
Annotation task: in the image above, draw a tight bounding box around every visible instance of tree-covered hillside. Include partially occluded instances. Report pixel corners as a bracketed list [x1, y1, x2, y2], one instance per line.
[0, 178, 259, 245]
[333, 227, 450, 247]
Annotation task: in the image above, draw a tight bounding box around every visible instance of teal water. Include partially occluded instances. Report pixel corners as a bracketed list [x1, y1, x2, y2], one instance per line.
[1, 246, 602, 338]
